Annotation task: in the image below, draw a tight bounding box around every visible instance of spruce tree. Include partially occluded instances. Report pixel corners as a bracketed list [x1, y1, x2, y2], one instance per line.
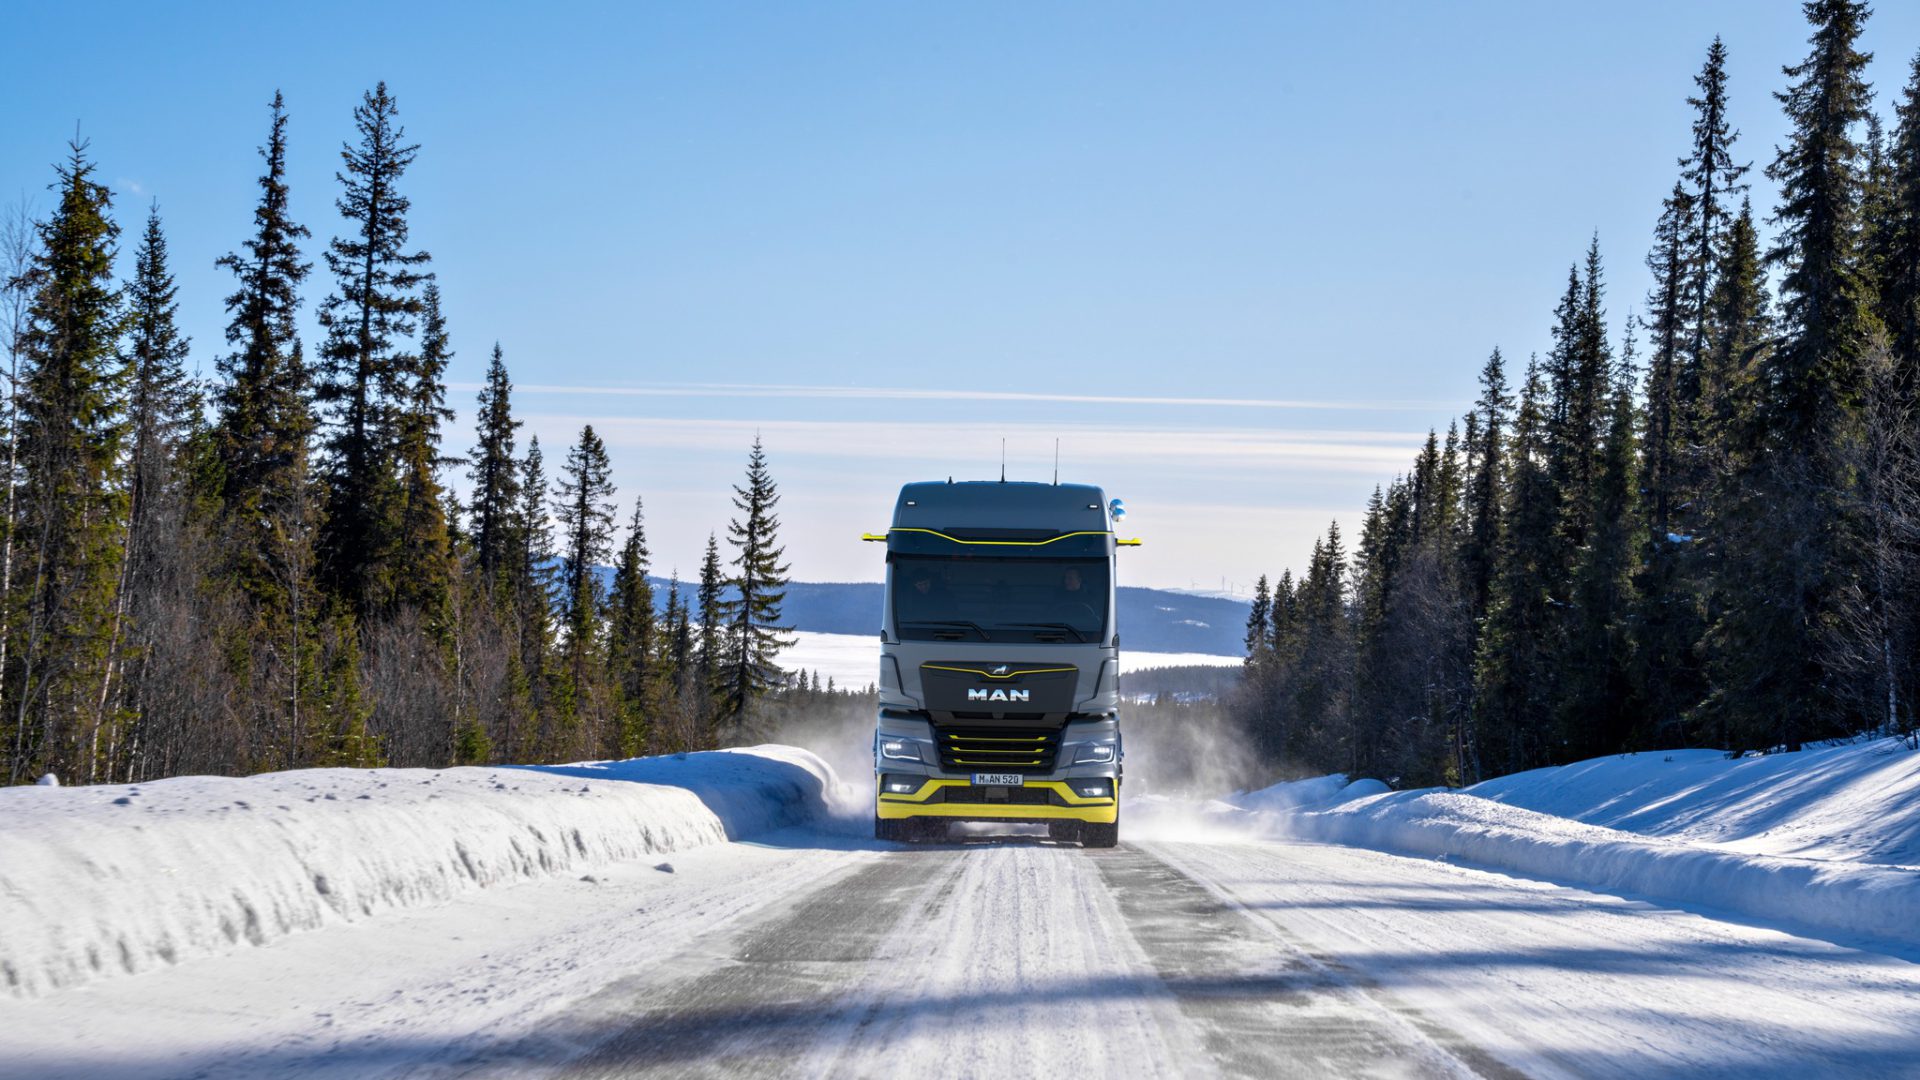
[664, 571, 693, 697]
[1244, 574, 1271, 659]
[208, 94, 330, 771]
[696, 532, 725, 715]
[213, 92, 316, 605]
[1259, 568, 1302, 763]
[1292, 523, 1352, 773]
[1461, 348, 1510, 632]
[1703, 202, 1773, 440]
[1350, 476, 1410, 781]
[114, 205, 200, 780]
[661, 573, 689, 680]
[719, 436, 793, 725]
[1544, 242, 1613, 567]
[1670, 43, 1749, 677]
[467, 342, 522, 586]
[552, 424, 615, 752]
[388, 281, 454, 624]
[1476, 356, 1557, 773]
[1635, 187, 1711, 740]
[606, 496, 656, 754]
[5, 141, 130, 784]
[1641, 185, 1693, 546]
[124, 206, 198, 534]
[1705, 0, 1875, 749]
[1681, 37, 1751, 380]
[1562, 329, 1642, 758]
[315, 81, 432, 618]
[513, 434, 556, 744]
[1878, 51, 1920, 396]
[1870, 50, 1920, 731]
[1761, 0, 1875, 450]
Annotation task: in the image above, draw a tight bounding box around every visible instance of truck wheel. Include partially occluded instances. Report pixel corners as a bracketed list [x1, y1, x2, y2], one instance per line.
[1047, 820, 1082, 843]
[875, 816, 904, 842]
[1081, 821, 1119, 849]
[910, 819, 949, 844]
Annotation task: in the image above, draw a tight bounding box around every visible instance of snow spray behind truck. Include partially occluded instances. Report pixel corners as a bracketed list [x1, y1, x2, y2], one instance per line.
[864, 480, 1139, 846]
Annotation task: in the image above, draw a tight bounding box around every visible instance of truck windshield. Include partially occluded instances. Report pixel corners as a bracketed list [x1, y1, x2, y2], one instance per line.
[891, 555, 1109, 644]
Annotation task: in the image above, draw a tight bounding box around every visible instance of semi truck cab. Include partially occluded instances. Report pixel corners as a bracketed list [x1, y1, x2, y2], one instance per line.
[866, 480, 1136, 846]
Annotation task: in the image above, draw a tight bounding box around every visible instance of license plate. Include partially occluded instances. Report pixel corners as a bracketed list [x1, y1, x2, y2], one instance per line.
[971, 773, 1025, 787]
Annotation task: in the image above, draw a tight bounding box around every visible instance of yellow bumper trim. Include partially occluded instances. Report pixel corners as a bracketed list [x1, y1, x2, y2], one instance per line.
[876, 778, 1118, 824]
[877, 801, 1117, 823]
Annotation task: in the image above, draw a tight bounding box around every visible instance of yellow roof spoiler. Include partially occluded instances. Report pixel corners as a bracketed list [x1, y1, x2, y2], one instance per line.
[861, 528, 1142, 547]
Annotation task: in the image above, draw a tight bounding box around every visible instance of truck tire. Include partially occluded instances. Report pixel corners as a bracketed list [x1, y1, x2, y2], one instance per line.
[875, 816, 904, 842]
[1080, 821, 1119, 848]
[1047, 820, 1082, 843]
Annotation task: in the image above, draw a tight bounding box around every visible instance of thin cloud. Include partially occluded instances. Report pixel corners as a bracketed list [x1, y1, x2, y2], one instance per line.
[453, 381, 1451, 412]
[519, 414, 1428, 475]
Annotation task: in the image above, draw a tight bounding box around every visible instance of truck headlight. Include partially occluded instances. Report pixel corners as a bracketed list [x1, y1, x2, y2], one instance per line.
[1073, 741, 1116, 764]
[879, 738, 922, 763]
[1072, 779, 1113, 798]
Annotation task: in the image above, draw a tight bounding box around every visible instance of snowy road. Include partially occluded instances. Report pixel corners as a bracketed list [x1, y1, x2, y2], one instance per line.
[3, 810, 1920, 1068]
[10, 821, 1918, 1079]
[538, 841, 1495, 1079]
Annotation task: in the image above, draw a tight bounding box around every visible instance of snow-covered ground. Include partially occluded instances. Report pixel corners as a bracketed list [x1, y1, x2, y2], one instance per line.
[1137, 736, 1920, 952]
[0, 747, 851, 1000]
[781, 628, 1239, 690]
[4, 736, 1919, 1077]
[1468, 738, 1920, 865]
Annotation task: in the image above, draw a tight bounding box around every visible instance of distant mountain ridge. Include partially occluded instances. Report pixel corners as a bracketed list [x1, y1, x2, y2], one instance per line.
[637, 576, 1250, 656]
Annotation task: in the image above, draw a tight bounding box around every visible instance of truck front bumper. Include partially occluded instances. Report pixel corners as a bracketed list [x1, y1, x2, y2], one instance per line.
[875, 776, 1118, 824]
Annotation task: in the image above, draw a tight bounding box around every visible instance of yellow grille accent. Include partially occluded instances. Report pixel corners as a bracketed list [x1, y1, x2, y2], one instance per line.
[922, 664, 1075, 680]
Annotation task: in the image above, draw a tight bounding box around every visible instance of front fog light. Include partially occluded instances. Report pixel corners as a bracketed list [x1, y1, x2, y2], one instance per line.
[879, 738, 921, 763]
[882, 776, 921, 794]
[1072, 779, 1112, 798]
[1073, 742, 1116, 764]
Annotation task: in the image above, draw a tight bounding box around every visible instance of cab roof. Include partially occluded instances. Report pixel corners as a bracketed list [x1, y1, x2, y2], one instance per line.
[891, 480, 1110, 533]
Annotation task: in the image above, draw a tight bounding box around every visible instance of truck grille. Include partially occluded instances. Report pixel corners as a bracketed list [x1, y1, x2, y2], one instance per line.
[936, 726, 1061, 774]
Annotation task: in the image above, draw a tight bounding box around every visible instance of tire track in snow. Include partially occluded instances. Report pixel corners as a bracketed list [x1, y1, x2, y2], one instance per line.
[547, 840, 1200, 1078]
[1106, 844, 1520, 1079]
[540, 838, 1508, 1079]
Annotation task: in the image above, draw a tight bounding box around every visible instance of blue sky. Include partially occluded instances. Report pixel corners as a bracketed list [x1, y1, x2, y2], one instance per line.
[6, 2, 1920, 591]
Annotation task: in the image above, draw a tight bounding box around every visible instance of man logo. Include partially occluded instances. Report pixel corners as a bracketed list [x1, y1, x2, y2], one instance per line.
[990, 664, 1010, 676]
[967, 688, 1030, 703]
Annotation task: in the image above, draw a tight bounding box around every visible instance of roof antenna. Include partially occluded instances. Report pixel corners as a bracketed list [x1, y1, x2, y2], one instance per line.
[1000, 438, 1006, 482]
[1053, 438, 1060, 485]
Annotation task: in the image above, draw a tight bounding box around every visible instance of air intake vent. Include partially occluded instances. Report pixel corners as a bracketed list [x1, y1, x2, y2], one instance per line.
[936, 726, 1062, 774]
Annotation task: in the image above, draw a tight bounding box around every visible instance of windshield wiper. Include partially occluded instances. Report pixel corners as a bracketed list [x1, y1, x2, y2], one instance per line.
[1003, 621, 1089, 643]
[902, 619, 990, 640]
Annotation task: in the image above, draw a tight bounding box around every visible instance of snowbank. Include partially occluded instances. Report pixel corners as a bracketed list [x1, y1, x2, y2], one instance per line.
[0, 746, 842, 1000]
[1468, 738, 1920, 866]
[1223, 741, 1920, 951]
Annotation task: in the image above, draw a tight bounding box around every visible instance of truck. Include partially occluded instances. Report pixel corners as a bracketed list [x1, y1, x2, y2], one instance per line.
[866, 479, 1137, 847]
